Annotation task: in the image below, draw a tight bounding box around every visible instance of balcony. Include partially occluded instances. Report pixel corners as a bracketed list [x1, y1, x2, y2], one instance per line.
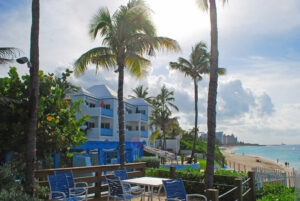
[125, 113, 148, 122]
[101, 108, 113, 117]
[141, 114, 148, 121]
[101, 128, 113, 136]
[141, 130, 148, 138]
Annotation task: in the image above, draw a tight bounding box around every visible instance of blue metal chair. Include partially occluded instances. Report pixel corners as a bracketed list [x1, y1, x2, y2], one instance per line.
[114, 170, 144, 194]
[48, 174, 87, 201]
[55, 170, 88, 197]
[106, 175, 143, 201]
[162, 179, 207, 201]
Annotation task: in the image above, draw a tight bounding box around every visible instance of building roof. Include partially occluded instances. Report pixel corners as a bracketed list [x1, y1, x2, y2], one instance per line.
[73, 87, 96, 98]
[126, 98, 151, 106]
[87, 84, 117, 99]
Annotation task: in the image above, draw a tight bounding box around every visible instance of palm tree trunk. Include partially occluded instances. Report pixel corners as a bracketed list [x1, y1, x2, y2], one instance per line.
[118, 64, 125, 169]
[162, 124, 166, 164]
[205, 0, 219, 189]
[190, 79, 198, 163]
[25, 0, 40, 195]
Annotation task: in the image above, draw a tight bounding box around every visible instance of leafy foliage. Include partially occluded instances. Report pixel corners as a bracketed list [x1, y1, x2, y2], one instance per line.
[180, 132, 224, 160]
[134, 156, 160, 168]
[0, 67, 89, 163]
[257, 184, 295, 201]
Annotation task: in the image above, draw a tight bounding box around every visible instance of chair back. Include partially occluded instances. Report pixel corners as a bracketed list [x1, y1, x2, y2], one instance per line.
[114, 170, 129, 180]
[48, 174, 70, 198]
[55, 170, 75, 188]
[106, 175, 124, 199]
[163, 179, 187, 201]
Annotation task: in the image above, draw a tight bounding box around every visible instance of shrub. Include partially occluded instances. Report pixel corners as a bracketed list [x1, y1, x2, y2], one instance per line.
[134, 156, 160, 168]
[257, 184, 295, 201]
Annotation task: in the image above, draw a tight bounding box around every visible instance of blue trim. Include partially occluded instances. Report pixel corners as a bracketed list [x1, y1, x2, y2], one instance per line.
[101, 128, 113, 136]
[141, 130, 148, 138]
[101, 108, 113, 117]
[141, 113, 148, 121]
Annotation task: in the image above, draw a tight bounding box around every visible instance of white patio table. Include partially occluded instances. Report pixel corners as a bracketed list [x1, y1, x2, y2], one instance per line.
[122, 177, 169, 201]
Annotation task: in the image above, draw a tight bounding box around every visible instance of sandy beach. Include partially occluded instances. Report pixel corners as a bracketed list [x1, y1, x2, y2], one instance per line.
[221, 146, 291, 173]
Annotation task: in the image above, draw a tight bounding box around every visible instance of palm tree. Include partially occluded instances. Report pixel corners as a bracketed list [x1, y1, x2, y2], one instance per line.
[74, 0, 179, 168]
[196, 0, 228, 188]
[0, 47, 20, 65]
[25, 0, 40, 195]
[169, 41, 209, 163]
[155, 85, 178, 151]
[128, 85, 152, 103]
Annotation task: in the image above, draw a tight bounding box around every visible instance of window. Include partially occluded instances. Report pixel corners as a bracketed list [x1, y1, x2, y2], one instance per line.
[140, 110, 146, 114]
[136, 126, 138, 131]
[85, 121, 95, 129]
[90, 103, 96, 108]
[141, 126, 145, 131]
[126, 125, 132, 131]
[105, 104, 111, 109]
[102, 123, 110, 129]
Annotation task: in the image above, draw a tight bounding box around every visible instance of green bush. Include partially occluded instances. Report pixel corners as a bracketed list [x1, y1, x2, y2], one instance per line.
[134, 156, 160, 168]
[257, 184, 295, 201]
[0, 163, 49, 201]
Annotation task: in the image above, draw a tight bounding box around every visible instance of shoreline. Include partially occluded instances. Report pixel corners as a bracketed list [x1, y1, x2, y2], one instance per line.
[221, 146, 293, 173]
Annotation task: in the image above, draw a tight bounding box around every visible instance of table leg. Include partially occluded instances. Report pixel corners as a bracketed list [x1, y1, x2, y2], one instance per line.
[151, 186, 154, 201]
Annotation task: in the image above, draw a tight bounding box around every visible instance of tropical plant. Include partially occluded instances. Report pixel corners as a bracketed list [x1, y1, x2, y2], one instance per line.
[150, 85, 178, 152]
[196, 0, 228, 188]
[169, 41, 209, 163]
[25, 0, 40, 195]
[74, 0, 179, 168]
[128, 85, 152, 103]
[0, 68, 88, 165]
[0, 47, 20, 65]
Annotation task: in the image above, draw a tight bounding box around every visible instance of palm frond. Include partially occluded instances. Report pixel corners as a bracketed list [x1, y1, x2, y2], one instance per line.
[89, 8, 112, 39]
[196, 0, 209, 11]
[125, 53, 150, 78]
[74, 47, 116, 76]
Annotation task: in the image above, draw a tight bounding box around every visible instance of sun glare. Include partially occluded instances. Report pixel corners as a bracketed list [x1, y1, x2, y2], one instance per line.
[147, 0, 210, 41]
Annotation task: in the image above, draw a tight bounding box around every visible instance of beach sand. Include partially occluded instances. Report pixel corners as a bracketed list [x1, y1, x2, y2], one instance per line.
[221, 146, 291, 173]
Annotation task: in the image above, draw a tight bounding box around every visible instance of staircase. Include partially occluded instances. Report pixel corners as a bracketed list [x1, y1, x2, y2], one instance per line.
[144, 146, 176, 160]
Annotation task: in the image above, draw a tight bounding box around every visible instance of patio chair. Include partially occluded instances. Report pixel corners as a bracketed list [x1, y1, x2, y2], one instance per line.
[163, 179, 207, 201]
[106, 175, 143, 201]
[55, 170, 88, 196]
[114, 170, 144, 194]
[48, 174, 88, 201]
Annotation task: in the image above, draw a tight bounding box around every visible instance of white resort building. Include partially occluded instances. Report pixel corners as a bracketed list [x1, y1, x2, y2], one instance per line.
[70, 84, 152, 145]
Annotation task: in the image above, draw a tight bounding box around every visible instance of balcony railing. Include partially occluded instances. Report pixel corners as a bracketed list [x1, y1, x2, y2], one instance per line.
[141, 130, 148, 138]
[141, 113, 148, 121]
[101, 128, 113, 136]
[101, 108, 113, 117]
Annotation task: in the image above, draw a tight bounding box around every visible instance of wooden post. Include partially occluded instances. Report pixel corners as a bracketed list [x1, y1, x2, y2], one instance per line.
[95, 168, 102, 198]
[170, 166, 176, 179]
[207, 189, 219, 201]
[248, 171, 256, 201]
[234, 178, 243, 201]
[181, 155, 184, 165]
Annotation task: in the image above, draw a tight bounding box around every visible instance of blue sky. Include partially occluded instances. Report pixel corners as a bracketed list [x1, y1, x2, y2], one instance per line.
[1, 0, 300, 144]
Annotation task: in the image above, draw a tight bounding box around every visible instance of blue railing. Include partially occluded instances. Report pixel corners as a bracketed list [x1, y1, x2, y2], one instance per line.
[141, 113, 148, 121]
[101, 128, 113, 136]
[101, 108, 113, 117]
[141, 130, 148, 138]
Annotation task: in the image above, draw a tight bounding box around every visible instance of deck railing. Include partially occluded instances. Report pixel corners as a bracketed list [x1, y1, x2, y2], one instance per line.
[35, 162, 146, 201]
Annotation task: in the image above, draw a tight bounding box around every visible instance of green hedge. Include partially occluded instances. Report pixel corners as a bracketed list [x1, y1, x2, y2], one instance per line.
[134, 156, 160, 168]
[257, 184, 295, 201]
[145, 167, 248, 197]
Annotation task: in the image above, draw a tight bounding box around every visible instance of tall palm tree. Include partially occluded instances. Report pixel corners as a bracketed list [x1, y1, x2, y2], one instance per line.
[169, 41, 209, 163]
[196, 0, 228, 188]
[0, 47, 20, 65]
[128, 85, 152, 103]
[25, 0, 40, 195]
[74, 0, 179, 168]
[155, 85, 179, 151]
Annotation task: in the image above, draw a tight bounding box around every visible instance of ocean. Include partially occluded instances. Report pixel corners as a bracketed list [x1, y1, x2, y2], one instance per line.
[232, 144, 300, 169]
